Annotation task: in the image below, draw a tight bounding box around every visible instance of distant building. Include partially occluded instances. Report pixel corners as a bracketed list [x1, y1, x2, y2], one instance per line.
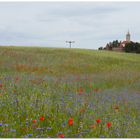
[112, 31, 132, 51]
[100, 31, 134, 52]
[119, 31, 131, 48]
[100, 31, 140, 53]
[126, 30, 131, 42]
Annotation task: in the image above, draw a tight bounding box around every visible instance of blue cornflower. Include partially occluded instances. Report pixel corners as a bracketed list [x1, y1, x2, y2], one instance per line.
[62, 122, 66, 127]
[10, 129, 16, 132]
[47, 127, 52, 130]
[4, 124, 9, 127]
[36, 128, 43, 131]
[27, 134, 33, 137]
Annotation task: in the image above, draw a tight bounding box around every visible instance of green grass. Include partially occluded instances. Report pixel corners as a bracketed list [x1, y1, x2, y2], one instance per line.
[0, 46, 140, 138]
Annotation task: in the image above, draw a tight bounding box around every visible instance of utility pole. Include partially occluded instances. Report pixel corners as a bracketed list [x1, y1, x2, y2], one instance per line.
[66, 41, 75, 48]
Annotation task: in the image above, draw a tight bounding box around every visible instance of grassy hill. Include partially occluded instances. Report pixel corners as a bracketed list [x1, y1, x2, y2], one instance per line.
[0, 46, 140, 138]
[0, 46, 140, 91]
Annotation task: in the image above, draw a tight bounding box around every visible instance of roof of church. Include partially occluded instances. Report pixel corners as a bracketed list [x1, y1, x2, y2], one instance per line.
[121, 41, 129, 44]
[119, 41, 130, 48]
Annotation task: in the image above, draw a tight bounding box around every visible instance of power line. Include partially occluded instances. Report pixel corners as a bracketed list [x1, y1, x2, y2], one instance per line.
[66, 41, 75, 48]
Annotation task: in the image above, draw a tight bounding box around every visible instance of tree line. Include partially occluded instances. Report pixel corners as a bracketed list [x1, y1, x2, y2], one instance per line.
[98, 40, 140, 53]
[98, 40, 121, 50]
[124, 42, 140, 53]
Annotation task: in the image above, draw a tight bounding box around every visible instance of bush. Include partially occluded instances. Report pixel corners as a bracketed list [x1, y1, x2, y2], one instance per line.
[124, 42, 140, 53]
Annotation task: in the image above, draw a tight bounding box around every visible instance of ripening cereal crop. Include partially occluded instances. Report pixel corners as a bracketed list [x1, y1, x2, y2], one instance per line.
[0, 46, 140, 138]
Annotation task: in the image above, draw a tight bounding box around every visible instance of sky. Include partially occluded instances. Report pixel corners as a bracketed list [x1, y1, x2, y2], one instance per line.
[0, 2, 140, 49]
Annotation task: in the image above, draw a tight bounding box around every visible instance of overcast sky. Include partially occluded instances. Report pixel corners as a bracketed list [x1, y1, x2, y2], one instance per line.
[0, 2, 140, 49]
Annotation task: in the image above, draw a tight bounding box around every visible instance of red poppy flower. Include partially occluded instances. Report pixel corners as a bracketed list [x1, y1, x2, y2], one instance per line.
[13, 89, 16, 93]
[58, 134, 65, 138]
[96, 119, 101, 123]
[32, 120, 37, 123]
[79, 87, 83, 93]
[78, 87, 83, 95]
[106, 122, 111, 128]
[15, 77, 19, 81]
[68, 117, 73, 126]
[94, 88, 99, 92]
[80, 108, 85, 113]
[0, 84, 3, 88]
[40, 116, 45, 121]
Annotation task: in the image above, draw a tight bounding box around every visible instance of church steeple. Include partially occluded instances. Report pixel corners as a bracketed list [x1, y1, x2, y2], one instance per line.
[126, 30, 131, 42]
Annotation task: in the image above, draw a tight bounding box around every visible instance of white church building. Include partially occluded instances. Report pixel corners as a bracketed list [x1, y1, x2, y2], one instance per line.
[119, 31, 131, 48]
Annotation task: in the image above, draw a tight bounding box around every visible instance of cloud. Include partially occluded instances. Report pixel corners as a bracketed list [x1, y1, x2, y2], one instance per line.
[44, 3, 120, 18]
[0, 2, 140, 49]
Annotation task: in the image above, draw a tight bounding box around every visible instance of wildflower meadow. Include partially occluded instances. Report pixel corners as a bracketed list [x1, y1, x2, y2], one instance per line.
[0, 46, 140, 138]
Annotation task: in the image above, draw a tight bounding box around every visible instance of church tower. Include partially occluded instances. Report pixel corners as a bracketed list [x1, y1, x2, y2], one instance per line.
[126, 30, 131, 42]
